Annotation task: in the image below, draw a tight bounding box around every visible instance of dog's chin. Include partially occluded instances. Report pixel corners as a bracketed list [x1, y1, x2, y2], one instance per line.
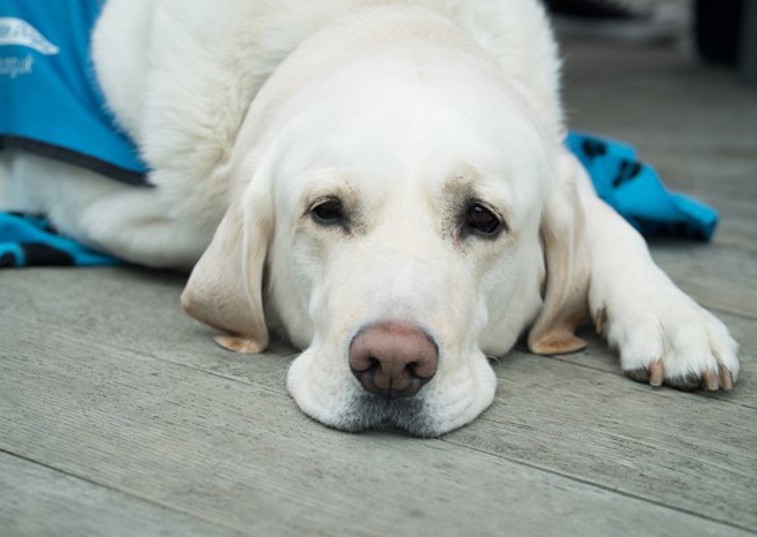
[332, 394, 440, 437]
[288, 380, 446, 437]
[292, 387, 492, 438]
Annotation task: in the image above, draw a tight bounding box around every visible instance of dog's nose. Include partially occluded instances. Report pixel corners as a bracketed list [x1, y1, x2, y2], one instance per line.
[349, 322, 438, 398]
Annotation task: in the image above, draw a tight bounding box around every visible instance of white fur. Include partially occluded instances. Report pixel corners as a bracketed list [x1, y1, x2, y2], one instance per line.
[0, 0, 739, 436]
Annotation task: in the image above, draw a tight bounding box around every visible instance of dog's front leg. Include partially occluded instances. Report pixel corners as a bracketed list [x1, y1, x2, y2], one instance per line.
[574, 157, 739, 391]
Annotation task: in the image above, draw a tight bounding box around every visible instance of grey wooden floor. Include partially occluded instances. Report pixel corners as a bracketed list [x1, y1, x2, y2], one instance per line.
[2, 39, 756, 537]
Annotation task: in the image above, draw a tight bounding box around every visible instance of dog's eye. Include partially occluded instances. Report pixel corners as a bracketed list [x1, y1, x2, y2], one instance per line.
[465, 203, 502, 237]
[310, 198, 345, 226]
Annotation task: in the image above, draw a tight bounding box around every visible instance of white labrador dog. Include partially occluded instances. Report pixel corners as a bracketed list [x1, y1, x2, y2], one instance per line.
[1, 0, 739, 436]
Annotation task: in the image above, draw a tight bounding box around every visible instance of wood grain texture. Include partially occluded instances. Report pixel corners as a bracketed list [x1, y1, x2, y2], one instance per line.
[0, 454, 240, 537]
[0, 313, 752, 537]
[465, 349, 757, 528]
[651, 245, 757, 318]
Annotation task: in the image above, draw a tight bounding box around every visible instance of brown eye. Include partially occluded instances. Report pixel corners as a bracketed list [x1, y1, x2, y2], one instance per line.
[311, 198, 345, 226]
[465, 203, 502, 237]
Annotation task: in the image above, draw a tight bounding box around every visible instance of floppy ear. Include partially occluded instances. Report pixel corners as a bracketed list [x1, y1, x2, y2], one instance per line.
[181, 179, 272, 354]
[528, 150, 591, 355]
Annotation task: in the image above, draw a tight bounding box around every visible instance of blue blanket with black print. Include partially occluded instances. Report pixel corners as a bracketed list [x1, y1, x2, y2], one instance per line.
[0, 212, 122, 268]
[566, 132, 718, 241]
[0, 131, 719, 268]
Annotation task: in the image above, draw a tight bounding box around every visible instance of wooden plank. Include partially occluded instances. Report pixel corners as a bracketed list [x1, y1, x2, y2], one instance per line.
[0, 453, 239, 537]
[713, 214, 757, 256]
[652, 154, 757, 202]
[649, 244, 757, 319]
[0, 267, 294, 386]
[0, 315, 751, 537]
[563, 43, 757, 155]
[461, 349, 757, 531]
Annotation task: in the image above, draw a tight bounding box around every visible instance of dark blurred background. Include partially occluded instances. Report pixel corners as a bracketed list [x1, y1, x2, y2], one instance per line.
[544, 0, 757, 85]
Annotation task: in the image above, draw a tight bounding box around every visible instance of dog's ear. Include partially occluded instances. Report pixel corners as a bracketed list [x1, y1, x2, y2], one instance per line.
[528, 150, 590, 355]
[181, 178, 272, 354]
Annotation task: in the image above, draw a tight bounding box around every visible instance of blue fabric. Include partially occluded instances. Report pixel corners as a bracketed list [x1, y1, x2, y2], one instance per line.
[567, 132, 718, 241]
[0, 212, 121, 267]
[0, 0, 148, 183]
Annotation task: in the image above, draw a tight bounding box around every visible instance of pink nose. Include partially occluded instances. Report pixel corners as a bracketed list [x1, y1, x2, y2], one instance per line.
[349, 322, 438, 398]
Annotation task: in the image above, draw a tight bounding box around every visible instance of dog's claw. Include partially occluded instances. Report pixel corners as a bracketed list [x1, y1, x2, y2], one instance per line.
[720, 367, 735, 391]
[628, 363, 736, 392]
[648, 360, 664, 387]
[702, 370, 720, 391]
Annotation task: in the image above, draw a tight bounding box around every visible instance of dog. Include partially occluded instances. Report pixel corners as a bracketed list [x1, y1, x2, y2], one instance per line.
[0, 0, 739, 436]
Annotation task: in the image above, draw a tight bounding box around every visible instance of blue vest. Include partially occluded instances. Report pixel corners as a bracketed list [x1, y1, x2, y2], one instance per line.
[0, 0, 148, 185]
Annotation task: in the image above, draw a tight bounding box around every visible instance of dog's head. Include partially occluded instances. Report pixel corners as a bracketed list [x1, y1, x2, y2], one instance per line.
[182, 8, 589, 436]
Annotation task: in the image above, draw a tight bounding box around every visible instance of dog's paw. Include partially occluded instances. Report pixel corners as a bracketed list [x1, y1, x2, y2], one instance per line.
[597, 290, 739, 391]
